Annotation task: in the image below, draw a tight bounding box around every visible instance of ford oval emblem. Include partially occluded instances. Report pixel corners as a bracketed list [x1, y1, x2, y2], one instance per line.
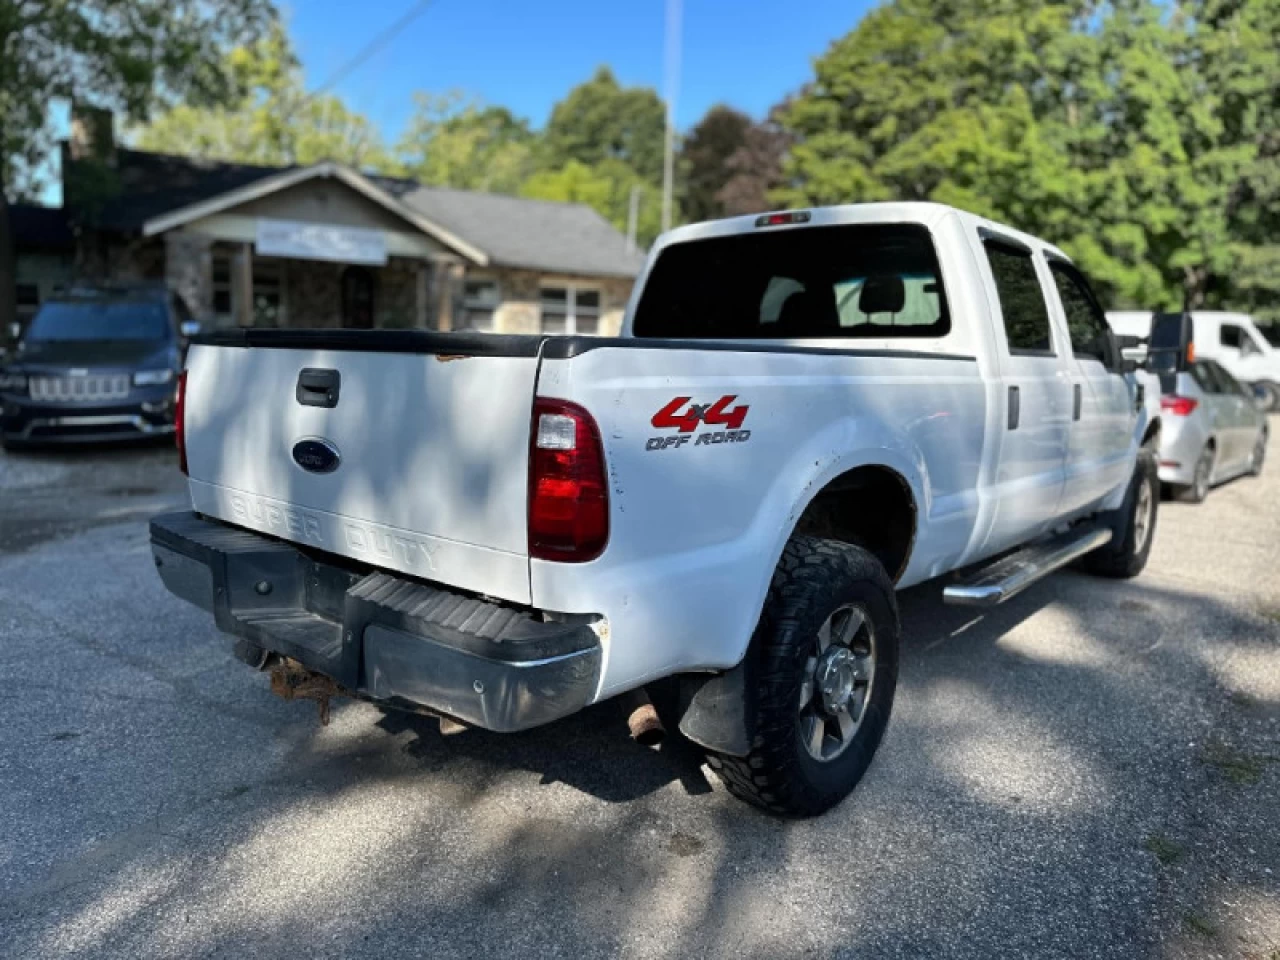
[292, 438, 341, 474]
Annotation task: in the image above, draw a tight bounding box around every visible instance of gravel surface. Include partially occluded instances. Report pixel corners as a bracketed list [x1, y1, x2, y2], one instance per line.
[0, 433, 1276, 960]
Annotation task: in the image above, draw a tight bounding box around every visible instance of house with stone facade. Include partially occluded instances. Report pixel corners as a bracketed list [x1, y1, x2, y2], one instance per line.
[12, 113, 645, 337]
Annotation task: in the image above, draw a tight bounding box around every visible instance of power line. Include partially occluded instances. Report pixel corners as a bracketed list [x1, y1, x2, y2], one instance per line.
[308, 0, 440, 101]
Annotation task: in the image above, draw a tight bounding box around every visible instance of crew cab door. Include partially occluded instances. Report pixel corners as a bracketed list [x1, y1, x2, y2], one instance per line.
[977, 233, 1071, 555]
[1048, 260, 1134, 515]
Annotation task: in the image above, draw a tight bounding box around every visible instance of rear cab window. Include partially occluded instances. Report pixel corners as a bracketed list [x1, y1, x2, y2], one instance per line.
[632, 224, 949, 340]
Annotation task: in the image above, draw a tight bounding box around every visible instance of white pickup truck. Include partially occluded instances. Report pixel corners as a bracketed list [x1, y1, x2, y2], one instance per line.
[151, 202, 1171, 817]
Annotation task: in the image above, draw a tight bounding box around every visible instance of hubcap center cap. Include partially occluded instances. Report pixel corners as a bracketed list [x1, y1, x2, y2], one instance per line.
[816, 647, 858, 713]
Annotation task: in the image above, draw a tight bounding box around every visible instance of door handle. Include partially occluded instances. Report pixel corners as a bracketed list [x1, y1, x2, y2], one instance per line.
[1073, 383, 1083, 421]
[296, 368, 341, 408]
[1007, 385, 1020, 430]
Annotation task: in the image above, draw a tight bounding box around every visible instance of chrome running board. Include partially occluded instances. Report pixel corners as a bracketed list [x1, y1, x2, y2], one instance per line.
[943, 526, 1112, 607]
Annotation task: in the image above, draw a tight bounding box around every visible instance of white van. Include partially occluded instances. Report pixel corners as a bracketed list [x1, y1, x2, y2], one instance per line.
[1108, 311, 1280, 410]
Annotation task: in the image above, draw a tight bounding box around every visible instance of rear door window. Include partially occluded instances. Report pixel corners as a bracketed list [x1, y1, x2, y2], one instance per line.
[632, 224, 949, 340]
[982, 241, 1054, 355]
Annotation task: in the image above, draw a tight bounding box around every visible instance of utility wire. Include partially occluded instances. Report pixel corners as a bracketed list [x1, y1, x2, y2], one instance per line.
[307, 0, 440, 101]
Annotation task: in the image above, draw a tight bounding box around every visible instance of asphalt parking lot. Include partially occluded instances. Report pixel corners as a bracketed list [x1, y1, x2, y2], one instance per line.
[1, 435, 1277, 960]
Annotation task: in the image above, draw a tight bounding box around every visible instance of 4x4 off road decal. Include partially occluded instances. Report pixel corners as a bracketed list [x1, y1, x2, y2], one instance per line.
[646, 395, 752, 450]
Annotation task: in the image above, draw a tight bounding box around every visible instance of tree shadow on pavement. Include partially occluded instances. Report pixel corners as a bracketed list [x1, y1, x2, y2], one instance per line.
[3, 553, 1277, 960]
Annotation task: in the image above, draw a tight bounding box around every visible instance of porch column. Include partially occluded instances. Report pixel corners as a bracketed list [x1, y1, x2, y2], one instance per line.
[433, 261, 464, 332]
[232, 242, 254, 326]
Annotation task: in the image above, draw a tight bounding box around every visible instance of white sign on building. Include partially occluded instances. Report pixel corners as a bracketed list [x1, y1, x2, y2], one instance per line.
[255, 218, 388, 266]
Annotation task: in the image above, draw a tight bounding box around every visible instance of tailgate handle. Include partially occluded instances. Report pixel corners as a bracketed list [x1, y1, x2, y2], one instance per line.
[296, 368, 341, 408]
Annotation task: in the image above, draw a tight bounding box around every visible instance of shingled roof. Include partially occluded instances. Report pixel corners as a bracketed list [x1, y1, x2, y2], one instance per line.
[395, 184, 646, 279]
[10, 204, 74, 252]
[80, 149, 646, 278]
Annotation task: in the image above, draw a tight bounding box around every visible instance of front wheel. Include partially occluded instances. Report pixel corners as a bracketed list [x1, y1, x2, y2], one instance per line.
[1085, 450, 1159, 579]
[705, 536, 899, 817]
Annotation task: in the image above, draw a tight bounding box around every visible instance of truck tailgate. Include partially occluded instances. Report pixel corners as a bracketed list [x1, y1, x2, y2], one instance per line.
[182, 337, 539, 603]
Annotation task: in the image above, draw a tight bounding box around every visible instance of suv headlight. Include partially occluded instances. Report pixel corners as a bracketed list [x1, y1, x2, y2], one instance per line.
[0, 372, 27, 392]
[133, 369, 174, 386]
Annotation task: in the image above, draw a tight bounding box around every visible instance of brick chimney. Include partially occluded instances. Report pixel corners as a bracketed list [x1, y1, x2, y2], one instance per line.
[68, 104, 116, 163]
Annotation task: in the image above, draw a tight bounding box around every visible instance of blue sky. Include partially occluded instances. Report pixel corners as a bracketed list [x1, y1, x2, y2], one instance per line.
[289, 0, 874, 135]
[43, 0, 874, 203]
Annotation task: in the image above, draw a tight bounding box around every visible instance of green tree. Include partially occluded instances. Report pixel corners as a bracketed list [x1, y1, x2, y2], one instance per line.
[680, 104, 751, 222]
[543, 66, 666, 185]
[718, 104, 793, 217]
[396, 92, 535, 193]
[520, 159, 662, 248]
[0, 0, 275, 329]
[134, 23, 393, 172]
[775, 0, 1280, 315]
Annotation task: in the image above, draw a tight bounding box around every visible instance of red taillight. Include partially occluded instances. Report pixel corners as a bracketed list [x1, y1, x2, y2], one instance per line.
[1161, 395, 1198, 417]
[529, 398, 609, 562]
[175, 370, 188, 475]
[755, 210, 812, 228]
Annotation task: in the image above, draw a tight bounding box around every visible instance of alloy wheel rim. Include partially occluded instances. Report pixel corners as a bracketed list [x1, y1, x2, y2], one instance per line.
[798, 603, 876, 763]
[1133, 475, 1154, 553]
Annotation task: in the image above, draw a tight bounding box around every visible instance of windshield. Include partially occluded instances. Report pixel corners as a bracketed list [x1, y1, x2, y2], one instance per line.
[633, 223, 950, 340]
[26, 300, 170, 343]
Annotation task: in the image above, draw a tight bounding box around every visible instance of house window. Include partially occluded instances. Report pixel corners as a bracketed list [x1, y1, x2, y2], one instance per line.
[15, 284, 40, 322]
[212, 253, 284, 326]
[212, 257, 232, 320]
[253, 260, 283, 326]
[458, 279, 500, 332]
[540, 285, 601, 335]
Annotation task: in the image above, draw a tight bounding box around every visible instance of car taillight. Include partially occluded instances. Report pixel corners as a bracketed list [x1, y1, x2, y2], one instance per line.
[175, 370, 188, 475]
[529, 397, 609, 562]
[1161, 395, 1198, 417]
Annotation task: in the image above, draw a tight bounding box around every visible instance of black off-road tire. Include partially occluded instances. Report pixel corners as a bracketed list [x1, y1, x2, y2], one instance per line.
[705, 536, 899, 817]
[1085, 449, 1159, 579]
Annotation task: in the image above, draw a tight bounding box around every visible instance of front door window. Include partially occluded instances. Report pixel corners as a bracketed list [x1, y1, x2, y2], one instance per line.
[342, 267, 376, 329]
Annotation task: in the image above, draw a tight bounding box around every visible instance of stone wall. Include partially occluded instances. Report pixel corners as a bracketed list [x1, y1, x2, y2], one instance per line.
[165, 232, 213, 317]
[485, 269, 634, 335]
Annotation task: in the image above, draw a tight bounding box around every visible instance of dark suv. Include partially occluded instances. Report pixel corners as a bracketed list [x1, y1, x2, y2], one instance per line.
[0, 285, 197, 448]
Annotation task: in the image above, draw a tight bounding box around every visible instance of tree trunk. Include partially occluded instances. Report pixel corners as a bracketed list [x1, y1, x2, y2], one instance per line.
[1182, 265, 1208, 311]
[0, 192, 15, 339]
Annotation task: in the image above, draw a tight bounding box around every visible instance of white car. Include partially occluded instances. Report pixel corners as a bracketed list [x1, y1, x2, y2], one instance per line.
[150, 202, 1170, 817]
[1156, 358, 1268, 502]
[1109, 310, 1280, 411]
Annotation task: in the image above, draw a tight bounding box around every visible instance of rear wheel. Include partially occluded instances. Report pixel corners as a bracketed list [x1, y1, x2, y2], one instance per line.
[705, 536, 899, 817]
[1086, 450, 1158, 578]
[1174, 444, 1214, 503]
[1249, 430, 1268, 476]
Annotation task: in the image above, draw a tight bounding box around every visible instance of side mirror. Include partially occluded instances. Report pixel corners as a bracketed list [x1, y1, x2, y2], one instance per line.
[1148, 312, 1195, 375]
[179, 320, 202, 338]
[1252, 384, 1270, 407]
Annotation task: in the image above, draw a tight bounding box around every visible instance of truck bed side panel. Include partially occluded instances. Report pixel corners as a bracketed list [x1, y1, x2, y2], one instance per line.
[531, 345, 987, 698]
